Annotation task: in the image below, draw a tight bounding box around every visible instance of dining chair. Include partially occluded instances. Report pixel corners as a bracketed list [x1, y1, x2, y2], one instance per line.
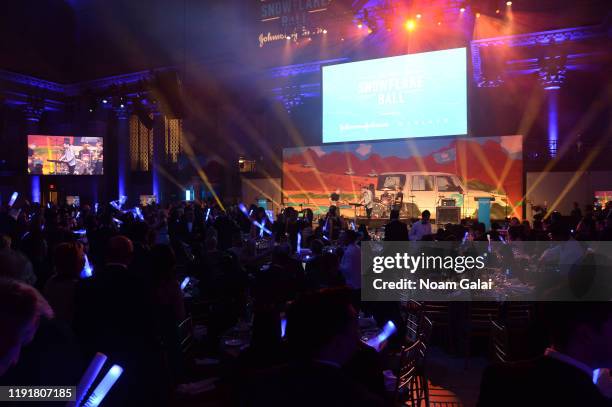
[394, 340, 430, 407]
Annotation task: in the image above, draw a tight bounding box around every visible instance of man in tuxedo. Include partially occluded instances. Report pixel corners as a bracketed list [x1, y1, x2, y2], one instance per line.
[384, 209, 409, 241]
[477, 302, 612, 406]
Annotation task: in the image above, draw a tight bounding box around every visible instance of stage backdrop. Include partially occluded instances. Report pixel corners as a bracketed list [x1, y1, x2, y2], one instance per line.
[282, 135, 523, 220]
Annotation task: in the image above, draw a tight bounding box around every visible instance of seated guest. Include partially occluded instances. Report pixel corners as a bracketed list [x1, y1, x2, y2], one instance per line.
[384, 209, 409, 241]
[73, 235, 167, 405]
[409, 210, 432, 241]
[43, 242, 84, 324]
[477, 302, 612, 407]
[0, 279, 53, 376]
[245, 288, 384, 406]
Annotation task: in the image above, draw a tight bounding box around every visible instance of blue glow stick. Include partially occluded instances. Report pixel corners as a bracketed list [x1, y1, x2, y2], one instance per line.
[296, 231, 302, 254]
[83, 364, 123, 407]
[47, 202, 51, 208]
[110, 200, 121, 210]
[8, 192, 18, 207]
[180, 276, 190, 291]
[94, 203, 99, 213]
[71, 352, 107, 407]
[280, 318, 287, 339]
[205, 208, 211, 222]
[254, 220, 272, 235]
[238, 203, 248, 216]
[366, 321, 397, 351]
[462, 231, 469, 244]
[134, 207, 144, 221]
[112, 217, 123, 225]
[248, 209, 253, 217]
[259, 218, 266, 238]
[593, 368, 601, 384]
[81, 253, 93, 278]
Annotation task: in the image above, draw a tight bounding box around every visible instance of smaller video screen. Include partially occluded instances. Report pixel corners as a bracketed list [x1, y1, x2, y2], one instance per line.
[28, 135, 104, 175]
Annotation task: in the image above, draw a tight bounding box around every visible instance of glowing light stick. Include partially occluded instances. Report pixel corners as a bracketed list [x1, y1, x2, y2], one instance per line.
[280, 318, 287, 338]
[248, 209, 253, 217]
[81, 253, 93, 278]
[112, 218, 123, 225]
[366, 321, 397, 352]
[47, 202, 51, 208]
[8, 192, 18, 207]
[94, 203, 99, 213]
[82, 364, 123, 407]
[296, 231, 302, 254]
[593, 368, 601, 384]
[180, 276, 190, 291]
[205, 208, 211, 222]
[110, 200, 121, 210]
[487, 233, 491, 253]
[351, 221, 356, 231]
[462, 231, 469, 244]
[71, 352, 107, 407]
[134, 207, 144, 221]
[259, 218, 266, 238]
[238, 203, 249, 216]
[254, 220, 272, 236]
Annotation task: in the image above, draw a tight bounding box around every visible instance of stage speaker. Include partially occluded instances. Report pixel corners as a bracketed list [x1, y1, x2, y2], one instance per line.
[436, 206, 461, 224]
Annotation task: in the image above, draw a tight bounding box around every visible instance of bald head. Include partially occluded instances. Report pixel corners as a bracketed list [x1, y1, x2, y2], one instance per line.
[106, 235, 134, 266]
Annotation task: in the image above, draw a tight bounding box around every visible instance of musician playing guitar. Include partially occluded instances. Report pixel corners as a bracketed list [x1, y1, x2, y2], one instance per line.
[58, 139, 77, 174]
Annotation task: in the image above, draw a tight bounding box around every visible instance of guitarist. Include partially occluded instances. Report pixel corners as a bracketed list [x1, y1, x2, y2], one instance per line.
[58, 139, 77, 174]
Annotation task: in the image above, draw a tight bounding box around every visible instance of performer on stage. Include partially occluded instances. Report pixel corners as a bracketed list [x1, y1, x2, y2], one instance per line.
[59, 139, 77, 174]
[360, 185, 373, 219]
[394, 186, 404, 210]
[329, 188, 341, 206]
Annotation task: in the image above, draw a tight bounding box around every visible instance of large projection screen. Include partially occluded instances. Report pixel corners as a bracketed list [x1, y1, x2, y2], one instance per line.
[322, 47, 467, 143]
[28, 135, 104, 175]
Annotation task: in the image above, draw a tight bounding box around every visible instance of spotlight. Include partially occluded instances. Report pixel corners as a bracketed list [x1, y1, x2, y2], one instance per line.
[367, 28, 373, 34]
[437, 21, 442, 25]
[322, 29, 327, 34]
[404, 19, 416, 31]
[416, 13, 422, 19]
[476, 12, 481, 18]
[120, 104, 125, 109]
[460, 7, 465, 13]
[506, 1, 512, 5]
[496, 9, 500, 13]
[102, 99, 108, 104]
[357, 22, 363, 29]
[89, 108, 94, 113]
[286, 35, 291, 40]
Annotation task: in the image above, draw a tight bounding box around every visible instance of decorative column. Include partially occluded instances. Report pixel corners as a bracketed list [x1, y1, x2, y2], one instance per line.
[152, 110, 165, 202]
[538, 54, 566, 159]
[114, 105, 130, 200]
[24, 104, 44, 203]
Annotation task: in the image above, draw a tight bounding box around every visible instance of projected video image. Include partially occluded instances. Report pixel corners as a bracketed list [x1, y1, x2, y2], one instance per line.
[28, 135, 104, 175]
[322, 47, 467, 143]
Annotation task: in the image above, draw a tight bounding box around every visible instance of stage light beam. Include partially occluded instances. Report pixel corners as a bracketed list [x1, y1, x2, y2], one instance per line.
[405, 19, 416, 31]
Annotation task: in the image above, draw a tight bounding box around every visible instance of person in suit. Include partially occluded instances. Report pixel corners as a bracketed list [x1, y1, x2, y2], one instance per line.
[477, 302, 612, 407]
[384, 209, 409, 241]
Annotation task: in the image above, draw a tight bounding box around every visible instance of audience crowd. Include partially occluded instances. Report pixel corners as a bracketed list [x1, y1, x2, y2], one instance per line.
[0, 197, 611, 406]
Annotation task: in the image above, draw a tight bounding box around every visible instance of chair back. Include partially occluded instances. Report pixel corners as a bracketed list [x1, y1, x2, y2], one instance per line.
[489, 319, 509, 363]
[395, 339, 428, 404]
